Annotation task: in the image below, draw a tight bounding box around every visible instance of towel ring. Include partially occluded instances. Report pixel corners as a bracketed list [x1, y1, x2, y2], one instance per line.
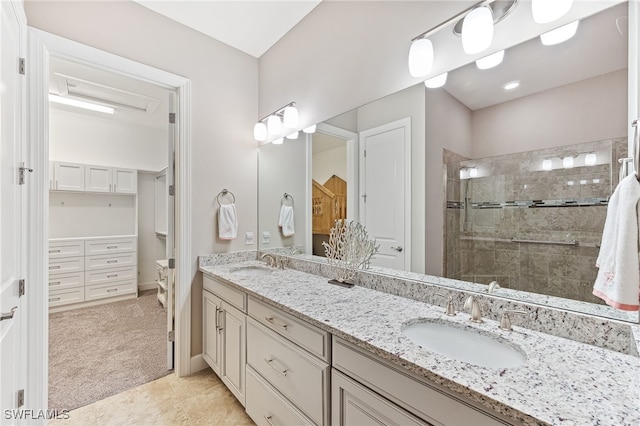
[281, 193, 294, 207]
[216, 189, 236, 206]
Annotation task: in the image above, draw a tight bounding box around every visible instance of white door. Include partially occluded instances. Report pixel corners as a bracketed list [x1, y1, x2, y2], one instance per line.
[359, 118, 411, 271]
[166, 92, 176, 369]
[1, 0, 26, 417]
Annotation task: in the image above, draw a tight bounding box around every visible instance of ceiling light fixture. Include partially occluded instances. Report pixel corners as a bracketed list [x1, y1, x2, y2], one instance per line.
[461, 5, 494, 54]
[532, 0, 573, 24]
[253, 101, 297, 142]
[424, 72, 448, 89]
[49, 94, 115, 114]
[540, 20, 579, 46]
[476, 50, 505, 70]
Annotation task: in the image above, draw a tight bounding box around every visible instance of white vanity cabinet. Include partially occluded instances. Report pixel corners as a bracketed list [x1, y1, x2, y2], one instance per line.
[203, 275, 247, 406]
[85, 165, 137, 194]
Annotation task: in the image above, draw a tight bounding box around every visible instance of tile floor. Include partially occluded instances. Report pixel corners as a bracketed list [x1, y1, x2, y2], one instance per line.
[49, 369, 254, 425]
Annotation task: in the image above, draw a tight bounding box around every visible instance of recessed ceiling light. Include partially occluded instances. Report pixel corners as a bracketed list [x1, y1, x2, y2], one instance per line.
[476, 50, 505, 70]
[503, 81, 520, 90]
[540, 20, 579, 46]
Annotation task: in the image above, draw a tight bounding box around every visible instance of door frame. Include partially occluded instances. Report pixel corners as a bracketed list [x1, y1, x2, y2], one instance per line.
[358, 117, 412, 271]
[26, 28, 192, 410]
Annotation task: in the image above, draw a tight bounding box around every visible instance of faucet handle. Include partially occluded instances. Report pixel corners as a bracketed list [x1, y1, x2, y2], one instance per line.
[435, 292, 456, 316]
[464, 295, 483, 323]
[499, 310, 527, 331]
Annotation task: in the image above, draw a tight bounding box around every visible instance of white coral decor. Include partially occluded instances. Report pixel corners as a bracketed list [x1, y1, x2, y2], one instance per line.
[322, 220, 379, 283]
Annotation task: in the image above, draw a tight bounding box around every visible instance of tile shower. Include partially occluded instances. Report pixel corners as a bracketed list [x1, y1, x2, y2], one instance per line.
[444, 138, 627, 304]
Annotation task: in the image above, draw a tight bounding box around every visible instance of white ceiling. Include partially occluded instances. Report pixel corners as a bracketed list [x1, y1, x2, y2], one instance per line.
[132, 0, 322, 58]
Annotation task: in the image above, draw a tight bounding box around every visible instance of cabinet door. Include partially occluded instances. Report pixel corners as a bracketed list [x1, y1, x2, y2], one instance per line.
[85, 165, 111, 193]
[221, 302, 246, 406]
[53, 162, 85, 191]
[113, 168, 137, 194]
[332, 369, 428, 426]
[203, 290, 222, 375]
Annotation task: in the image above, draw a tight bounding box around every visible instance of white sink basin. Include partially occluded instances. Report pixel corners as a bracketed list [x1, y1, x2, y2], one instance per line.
[402, 320, 526, 368]
[229, 266, 273, 277]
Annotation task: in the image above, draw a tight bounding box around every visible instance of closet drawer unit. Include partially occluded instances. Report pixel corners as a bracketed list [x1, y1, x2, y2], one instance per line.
[49, 256, 84, 274]
[249, 297, 330, 362]
[203, 275, 246, 312]
[85, 252, 136, 271]
[49, 286, 85, 307]
[49, 240, 84, 258]
[85, 266, 136, 287]
[49, 271, 84, 291]
[246, 366, 314, 426]
[247, 318, 329, 426]
[84, 237, 136, 256]
[85, 280, 136, 301]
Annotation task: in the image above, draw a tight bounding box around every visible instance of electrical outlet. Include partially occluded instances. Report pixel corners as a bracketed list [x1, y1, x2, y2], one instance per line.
[245, 232, 254, 245]
[262, 231, 271, 244]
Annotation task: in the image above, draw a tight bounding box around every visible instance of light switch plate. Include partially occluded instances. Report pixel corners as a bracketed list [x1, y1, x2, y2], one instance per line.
[262, 231, 271, 244]
[245, 232, 254, 245]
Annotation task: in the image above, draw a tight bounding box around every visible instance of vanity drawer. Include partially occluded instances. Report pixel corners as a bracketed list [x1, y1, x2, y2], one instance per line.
[246, 366, 314, 426]
[49, 286, 84, 307]
[49, 240, 84, 258]
[332, 337, 510, 426]
[247, 318, 329, 425]
[85, 252, 136, 271]
[85, 280, 136, 301]
[249, 296, 330, 361]
[48, 271, 84, 290]
[84, 237, 136, 255]
[85, 266, 136, 286]
[203, 275, 246, 312]
[49, 256, 84, 274]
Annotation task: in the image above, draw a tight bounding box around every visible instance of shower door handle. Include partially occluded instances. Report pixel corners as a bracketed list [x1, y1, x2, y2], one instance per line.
[390, 246, 403, 252]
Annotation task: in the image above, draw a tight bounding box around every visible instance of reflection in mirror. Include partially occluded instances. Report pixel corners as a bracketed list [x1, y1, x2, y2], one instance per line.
[257, 2, 638, 322]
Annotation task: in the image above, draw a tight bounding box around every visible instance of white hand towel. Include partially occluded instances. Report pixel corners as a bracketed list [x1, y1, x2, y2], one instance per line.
[278, 205, 295, 237]
[593, 173, 640, 311]
[218, 203, 238, 240]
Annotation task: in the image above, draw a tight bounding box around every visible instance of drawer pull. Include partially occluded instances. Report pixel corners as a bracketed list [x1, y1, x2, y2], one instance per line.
[49, 297, 61, 302]
[107, 274, 118, 278]
[264, 415, 276, 426]
[106, 260, 118, 264]
[50, 281, 61, 286]
[217, 309, 224, 333]
[265, 316, 288, 330]
[107, 288, 118, 293]
[49, 265, 61, 270]
[264, 357, 288, 377]
[49, 249, 61, 253]
[107, 245, 118, 249]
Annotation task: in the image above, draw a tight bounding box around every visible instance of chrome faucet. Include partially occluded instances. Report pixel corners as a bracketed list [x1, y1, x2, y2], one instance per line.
[463, 295, 483, 323]
[261, 253, 277, 267]
[499, 310, 527, 331]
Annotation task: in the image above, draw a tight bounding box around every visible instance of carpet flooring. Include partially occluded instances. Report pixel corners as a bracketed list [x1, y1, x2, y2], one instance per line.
[49, 290, 170, 411]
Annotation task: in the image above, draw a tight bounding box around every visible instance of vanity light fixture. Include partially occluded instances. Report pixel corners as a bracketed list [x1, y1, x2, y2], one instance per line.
[461, 5, 494, 54]
[283, 105, 299, 128]
[540, 20, 579, 46]
[272, 138, 284, 145]
[503, 80, 520, 90]
[286, 131, 299, 140]
[424, 72, 448, 88]
[469, 167, 478, 178]
[562, 156, 574, 169]
[267, 115, 282, 136]
[253, 101, 298, 141]
[49, 94, 115, 114]
[303, 124, 317, 134]
[542, 159, 553, 171]
[459, 166, 478, 179]
[253, 122, 267, 141]
[585, 152, 597, 166]
[408, 38, 434, 77]
[532, 0, 573, 24]
[476, 50, 505, 70]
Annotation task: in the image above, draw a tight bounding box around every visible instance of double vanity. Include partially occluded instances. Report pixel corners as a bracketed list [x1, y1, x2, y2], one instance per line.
[199, 252, 640, 426]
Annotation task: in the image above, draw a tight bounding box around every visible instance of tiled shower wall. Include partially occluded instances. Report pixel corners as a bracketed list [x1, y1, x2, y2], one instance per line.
[444, 138, 627, 304]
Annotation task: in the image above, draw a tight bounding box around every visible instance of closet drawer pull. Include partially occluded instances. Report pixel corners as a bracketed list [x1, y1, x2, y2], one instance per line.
[107, 288, 118, 293]
[49, 249, 61, 253]
[107, 245, 118, 249]
[49, 297, 61, 302]
[50, 281, 61, 286]
[49, 265, 61, 270]
[265, 316, 288, 330]
[264, 415, 276, 426]
[107, 274, 118, 278]
[106, 260, 118, 264]
[264, 357, 289, 377]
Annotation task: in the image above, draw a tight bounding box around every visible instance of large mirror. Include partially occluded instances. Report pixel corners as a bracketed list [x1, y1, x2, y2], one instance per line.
[258, 1, 639, 322]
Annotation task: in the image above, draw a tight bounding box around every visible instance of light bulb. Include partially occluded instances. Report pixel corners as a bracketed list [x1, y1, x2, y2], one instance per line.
[267, 115, 282, 136]
[283, 106, 298, 128]
[476, 50, 504, 70]
[424, 72, 448, 89]
[542, 159, 553, 171]
[469, 167, 478, 178]
[532, 0, 573, 24]
[563, 156, 574, 169]
[272, 138, 284, 145]
[540, 21, 579, 46]
[461, 6, 494, 55]
[303, 124, 317, 134]
[286, 131, 299, 140]
[253, 122, 267, 141]
[408, 38, 434, 77]
[585, 153, 597, 166]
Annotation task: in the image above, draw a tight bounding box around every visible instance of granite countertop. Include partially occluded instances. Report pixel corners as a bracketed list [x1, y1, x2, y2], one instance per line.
[200, 260, 640, 426]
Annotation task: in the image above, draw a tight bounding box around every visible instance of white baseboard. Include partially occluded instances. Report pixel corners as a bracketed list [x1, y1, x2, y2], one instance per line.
[190, 353, 208, 374]
[139, 281, 157, 291]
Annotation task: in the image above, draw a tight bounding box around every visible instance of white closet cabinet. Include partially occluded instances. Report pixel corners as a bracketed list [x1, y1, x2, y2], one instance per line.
[85, 165, 137, 194]
[52, 161, 85, 191]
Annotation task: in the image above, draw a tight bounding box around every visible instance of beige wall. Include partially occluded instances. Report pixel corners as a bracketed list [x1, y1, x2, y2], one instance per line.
[25, 0, 259, 357]
[312, 146, 347, 184]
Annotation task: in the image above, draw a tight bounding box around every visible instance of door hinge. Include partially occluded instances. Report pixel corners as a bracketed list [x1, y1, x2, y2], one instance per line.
[19, 163, 33, 185]
[168, 330, 175, 342]
[169, 113, 176, 124]
[364, 150, 366, 157]
[168, 258, 175, 269]
[17, 389, 24, 407]
[168, 185, 175, 196]
[362, 194, 367, 203]
[19, 279, 25, 297]
[19, 58, 25, 75]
